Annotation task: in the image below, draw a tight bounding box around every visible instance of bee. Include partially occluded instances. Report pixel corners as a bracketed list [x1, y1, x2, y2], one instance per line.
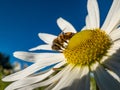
[52, 31, 75, 51]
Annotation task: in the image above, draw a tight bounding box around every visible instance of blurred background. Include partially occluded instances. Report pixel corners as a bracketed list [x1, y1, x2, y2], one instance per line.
[0, 0, 112, 89]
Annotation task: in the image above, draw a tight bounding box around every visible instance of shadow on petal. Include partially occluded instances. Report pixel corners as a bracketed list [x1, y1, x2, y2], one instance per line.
[61, 74, 90, 90]
[93, 65, 120, 90]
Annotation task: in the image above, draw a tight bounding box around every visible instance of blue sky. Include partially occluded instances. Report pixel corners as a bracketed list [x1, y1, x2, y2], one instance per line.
[0, 0, 112, 64]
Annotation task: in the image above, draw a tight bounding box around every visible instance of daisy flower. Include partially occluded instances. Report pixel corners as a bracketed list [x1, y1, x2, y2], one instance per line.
[2, 0, 120, 90]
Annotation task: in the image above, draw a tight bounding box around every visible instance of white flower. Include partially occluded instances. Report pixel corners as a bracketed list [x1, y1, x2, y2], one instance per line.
[2, 0, 120, 90]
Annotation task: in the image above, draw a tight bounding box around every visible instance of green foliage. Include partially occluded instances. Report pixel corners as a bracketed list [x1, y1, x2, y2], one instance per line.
[90, 75, 99, 90]
[0, 53, 12, 90]
[0, 73, 10, 90]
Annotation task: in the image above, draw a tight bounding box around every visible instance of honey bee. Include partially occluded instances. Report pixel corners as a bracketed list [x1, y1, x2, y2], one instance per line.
[52, 31, 75, 51]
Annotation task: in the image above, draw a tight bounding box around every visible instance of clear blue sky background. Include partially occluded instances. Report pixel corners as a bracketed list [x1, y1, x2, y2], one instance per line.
[0, 0, 112, 65]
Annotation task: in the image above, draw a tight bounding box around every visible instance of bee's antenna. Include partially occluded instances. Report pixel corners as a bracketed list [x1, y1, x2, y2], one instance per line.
[60, 28, 66, 34]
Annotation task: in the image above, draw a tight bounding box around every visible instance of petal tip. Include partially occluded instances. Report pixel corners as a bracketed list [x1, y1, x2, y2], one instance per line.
[13, 52, 18, 57]
[2, 77, 11, 82]
[29, 48, 34, 51]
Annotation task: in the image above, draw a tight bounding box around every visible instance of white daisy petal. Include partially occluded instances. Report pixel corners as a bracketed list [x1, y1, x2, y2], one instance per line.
[59, 67, 90, 90]
[52, 67, 81, 90]
[17, 87, 32, 90]
[81, 26, 86, 31]
[102, 55, 120, 77]
[19, 65, 73, 90]
[101, 0, 118, 31]
[57, 17, 77, 33]
[92, 0, 100, 27]
[4, 61, 66, 90]
[105, 40, 120, 57]
[38, 33, 57, 45]
[92, 64, 120, 90]
[13, 51, 64, 62]
[102, 0, 120, 34]
[2, 57, 63, 81]
[107, 70, 120, 83]
[2, 63, 47, 82]
[29, 44, 52, 51]
[53, 60, 66, 68]
[85, 15, 91, 29]
[5, 70, 54, 90]
[71, 67, 90, 90]
[107, 49, 117, 57]
[33, 60, 66, 75]
[109, 28, 120, 41]
[87, 0, 100, 28]
[85, 15, 99, 30]
[109, 27, 120, 36]
[112, 40, 120, 50]
[45, 83, 56, 90]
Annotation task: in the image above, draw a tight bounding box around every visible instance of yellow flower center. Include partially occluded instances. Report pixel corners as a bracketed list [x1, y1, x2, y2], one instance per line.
[63, 29, 112, 66]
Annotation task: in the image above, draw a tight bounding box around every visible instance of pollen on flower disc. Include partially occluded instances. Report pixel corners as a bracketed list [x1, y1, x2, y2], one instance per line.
[63, 29, 112, 66]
